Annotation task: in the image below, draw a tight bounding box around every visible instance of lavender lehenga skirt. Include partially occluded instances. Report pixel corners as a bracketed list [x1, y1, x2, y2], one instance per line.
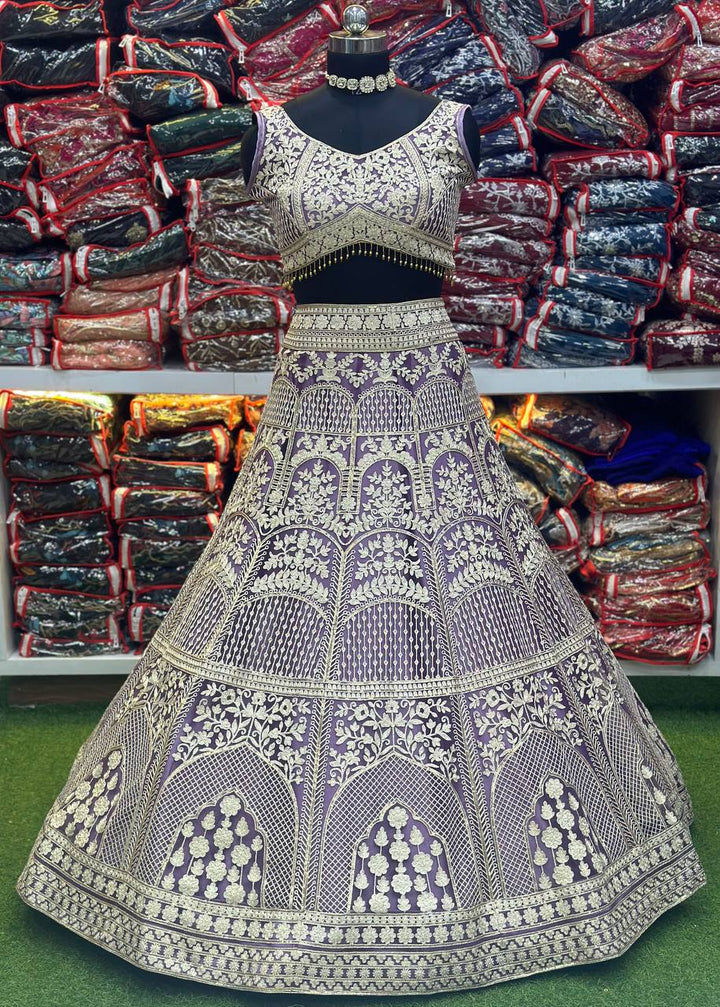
[17, 296, 706, 995]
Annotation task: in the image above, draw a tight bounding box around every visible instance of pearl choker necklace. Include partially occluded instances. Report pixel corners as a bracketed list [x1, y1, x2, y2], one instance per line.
[325, 67, 397, 94]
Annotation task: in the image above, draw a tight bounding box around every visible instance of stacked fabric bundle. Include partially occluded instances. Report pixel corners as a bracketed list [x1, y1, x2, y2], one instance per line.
[1, 88, 177, 370]
[644, 3, 720, 364]
[114, 393, 244, 649]
[221, 0, 343, 102]
[0, 2, 113, 92]
[392, 9, 536, 178]
[448, 178, 558, 365]
[579, 409, 715, 665]
[489, 395, 596, 574]
[0, 390, 126, 656]
[516, 149, 676, 367]
[515, 51, 676, 368]
[179, 176, 287, 371]
[0, 248, 69, 365]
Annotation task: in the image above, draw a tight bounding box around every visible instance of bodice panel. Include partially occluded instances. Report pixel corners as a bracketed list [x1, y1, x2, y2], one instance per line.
[245, 97, 478, 290]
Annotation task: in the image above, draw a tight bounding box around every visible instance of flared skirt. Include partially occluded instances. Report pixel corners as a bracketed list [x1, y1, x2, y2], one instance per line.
[16, 296, 707, 995]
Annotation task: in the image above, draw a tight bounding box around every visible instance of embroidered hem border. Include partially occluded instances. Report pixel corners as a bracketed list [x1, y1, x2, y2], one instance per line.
[16, 824, 705, 996]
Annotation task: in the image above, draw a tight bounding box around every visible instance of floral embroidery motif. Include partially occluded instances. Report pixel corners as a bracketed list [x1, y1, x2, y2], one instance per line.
[49, 749, 123, 856]
[172, 683, 311, 785]
[329, 698, 460, 789]
[527, 776, 609, 890]
[468, 672, 583, 777]
[444, 521, 515, 599]
[161, 793, 265, 905]
[350, 804, 458, 913]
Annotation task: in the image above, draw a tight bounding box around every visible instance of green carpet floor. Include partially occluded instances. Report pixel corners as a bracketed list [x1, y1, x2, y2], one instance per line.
[1, 676, 718, 1007]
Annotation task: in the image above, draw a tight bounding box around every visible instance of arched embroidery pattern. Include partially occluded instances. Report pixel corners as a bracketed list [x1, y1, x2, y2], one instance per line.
[161, 792, 265, 906]
[526, 775, 609, 891]
[349, 803, 458, 914]
[48, 748, 124, 857]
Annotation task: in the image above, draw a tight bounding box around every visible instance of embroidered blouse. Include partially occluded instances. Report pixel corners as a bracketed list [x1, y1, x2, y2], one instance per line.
[245, 97, 478, 289]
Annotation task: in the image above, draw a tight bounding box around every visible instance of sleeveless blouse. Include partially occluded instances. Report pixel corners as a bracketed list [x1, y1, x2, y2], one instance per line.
[245, 97, 478, 289]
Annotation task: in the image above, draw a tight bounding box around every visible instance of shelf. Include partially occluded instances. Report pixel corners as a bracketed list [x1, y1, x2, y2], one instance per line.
[2, 363, 720, 396]
[0, 652, 716, 677]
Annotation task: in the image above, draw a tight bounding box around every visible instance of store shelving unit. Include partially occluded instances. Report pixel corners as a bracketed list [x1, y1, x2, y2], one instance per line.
[0, 361, 718, 678]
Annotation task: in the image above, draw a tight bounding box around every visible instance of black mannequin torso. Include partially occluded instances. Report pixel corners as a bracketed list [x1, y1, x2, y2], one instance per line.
[240, 48, 480, 305]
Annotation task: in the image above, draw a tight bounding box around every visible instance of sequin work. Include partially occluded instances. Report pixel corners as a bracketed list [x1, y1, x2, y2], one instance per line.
[245, 97, 478, 289]
[16, 296, 706, 996]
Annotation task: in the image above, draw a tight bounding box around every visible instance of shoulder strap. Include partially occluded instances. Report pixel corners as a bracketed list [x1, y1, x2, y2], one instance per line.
[245, 103, 280, 200]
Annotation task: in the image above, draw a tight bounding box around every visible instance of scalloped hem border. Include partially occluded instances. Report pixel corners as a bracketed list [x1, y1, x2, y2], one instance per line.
[15, 827, 707, 997]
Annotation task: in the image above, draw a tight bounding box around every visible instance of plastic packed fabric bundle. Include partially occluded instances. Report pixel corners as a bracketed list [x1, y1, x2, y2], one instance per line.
[526, 60, 650, 149]
[596, 621, 712, 664]
[0, 38, 112, 90]
[63, 276, 174, 315]
[584, 502, 710, 545]
[120, 34, 237, 98]
[4, 423, 112, 462]
[191, 205, 279, 252]
[182, 331, 280, 372]
[582, 473, 707, 513]
[129, 393, 246, 433]
[4, 453, 104, 480]
[19, 631, 129, 657]
[581, 0, 684, 37]
[127, 601, 168, 642]
[52, 338, 165, 370]
[38, 143, 150, 214]
[459, 177, 559, 220]
[54, 307, 167, 344]
[112, 485, 223, 518]
[667, 265, 720, 317]
[63, 207, 166, 251]
[152, 138, 246, 197]
[512, 394, 631, 457]
[176, 281, 293, 341]
[640, 316, 720, 367]
[218, 2, 339, 74]
[14, 584, 126, 617]
[512, 326, 637, 367]
[0, 1, 108, 40]
[471, 0, 541, 80]
[543, 149, 664, 190]
[571, 7, 693, 83]
[584, 412, 710, 483]
[127, 0, 228, 35]
[73, 221, 187, 281]
[0, 209, 42, 252]
[117, 513, 219, 539]
[0, 390, 117, 435]
[184, 175, 252, 228]
[147, 106, 251, 156]
[12, 557, 121, 592]
[584, 583, 713, 623]
[507, 464, 550, 520]
[113, 455, 225, 492]
[106, 68, 220, 123]
[10, 472, 110, 516]
[118, 420, 232, 462]
[18, 611, 121, 641]
[492, 415, 591, 504]
[213, 0, 326, 48]
[0, 250, 71, 293]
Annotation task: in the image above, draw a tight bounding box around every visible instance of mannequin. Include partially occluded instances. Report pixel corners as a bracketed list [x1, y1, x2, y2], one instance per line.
[240, 20, 481, 305]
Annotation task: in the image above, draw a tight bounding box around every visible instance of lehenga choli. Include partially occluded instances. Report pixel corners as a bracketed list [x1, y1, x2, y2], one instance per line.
[16, 96, 707, 996]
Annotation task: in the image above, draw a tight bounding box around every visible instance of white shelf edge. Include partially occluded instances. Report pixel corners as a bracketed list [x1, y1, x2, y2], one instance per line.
[0, 652, 716, 678]
[1, 363, 720, 396]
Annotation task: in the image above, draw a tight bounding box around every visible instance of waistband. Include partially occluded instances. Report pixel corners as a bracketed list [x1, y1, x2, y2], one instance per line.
[282, 296, 458, 352]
